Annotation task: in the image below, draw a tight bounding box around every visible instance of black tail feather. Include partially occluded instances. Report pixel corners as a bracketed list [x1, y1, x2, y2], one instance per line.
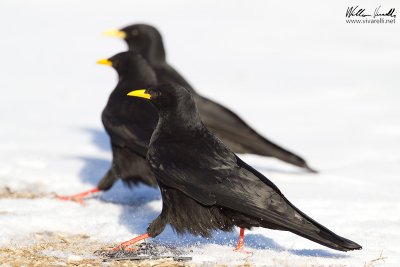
[287, 224, 362, 252]
[280, 195, 361, 252]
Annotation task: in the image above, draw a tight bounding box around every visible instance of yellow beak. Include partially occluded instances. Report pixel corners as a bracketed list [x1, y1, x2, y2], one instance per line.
[103, 29, 126, 39]
[127, 89, 151, 100]
[96, 58, 112, 66]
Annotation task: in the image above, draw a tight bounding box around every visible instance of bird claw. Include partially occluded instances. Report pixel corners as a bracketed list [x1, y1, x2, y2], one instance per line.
[110, 233, 150, 252]
[55, 195, 86, 205]
[233, 247, 253, 255]
[55, 188, 100, 205]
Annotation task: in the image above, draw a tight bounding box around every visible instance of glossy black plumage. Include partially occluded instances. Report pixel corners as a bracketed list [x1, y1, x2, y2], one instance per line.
[98, 52, 158, 190]
[118, 23, 316, 172]
[135, 84, 361, 252]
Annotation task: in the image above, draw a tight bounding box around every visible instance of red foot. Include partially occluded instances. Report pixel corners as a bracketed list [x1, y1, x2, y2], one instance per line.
[234, 247, 253, 254]
[233, 228, 252, 254]
[56, 187, 101, 205]
[111, 233, 150, 251]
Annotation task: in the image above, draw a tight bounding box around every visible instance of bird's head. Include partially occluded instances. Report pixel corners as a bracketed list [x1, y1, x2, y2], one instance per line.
[103, 24, 166, 63]
[128, 84, 200, 126]
[96, 51, 156, 83]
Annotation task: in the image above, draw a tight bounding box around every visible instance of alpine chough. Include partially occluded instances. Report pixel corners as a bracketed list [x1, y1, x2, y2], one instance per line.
[111, 84, 361, 252]
[57, 52, 158, 203]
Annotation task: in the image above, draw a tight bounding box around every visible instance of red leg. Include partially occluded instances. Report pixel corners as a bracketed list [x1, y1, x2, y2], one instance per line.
[233, 228, 252, 254]
[56, 187, 101, 204]
[234, 228, 245, 251]
[111, 233, 150, 251]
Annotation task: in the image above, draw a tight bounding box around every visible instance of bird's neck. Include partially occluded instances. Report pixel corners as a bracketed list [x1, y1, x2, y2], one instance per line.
[117, 70, 156, 88]
[129, 42, 166, 65]
[153, 110, 204, 141]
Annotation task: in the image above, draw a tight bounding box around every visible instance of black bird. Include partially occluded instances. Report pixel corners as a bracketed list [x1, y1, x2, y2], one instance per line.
[57, 52, 158, 203]
[104, 24, 317, 172]
[112, 84, 361, 253]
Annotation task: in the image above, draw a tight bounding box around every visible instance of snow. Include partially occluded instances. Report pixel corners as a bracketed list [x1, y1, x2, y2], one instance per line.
[0, 0, 399, 266]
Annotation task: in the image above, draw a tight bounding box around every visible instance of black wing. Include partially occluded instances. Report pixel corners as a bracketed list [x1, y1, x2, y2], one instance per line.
[150, 130, 360, 251]
[102, 91, 158, 157]
[195, 95, 315, 171]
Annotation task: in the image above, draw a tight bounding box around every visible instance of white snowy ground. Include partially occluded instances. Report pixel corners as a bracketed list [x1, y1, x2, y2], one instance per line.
[0, 0, 399, 266]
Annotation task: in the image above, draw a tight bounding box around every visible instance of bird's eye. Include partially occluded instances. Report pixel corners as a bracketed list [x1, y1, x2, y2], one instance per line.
[131, 29, 139, 36]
